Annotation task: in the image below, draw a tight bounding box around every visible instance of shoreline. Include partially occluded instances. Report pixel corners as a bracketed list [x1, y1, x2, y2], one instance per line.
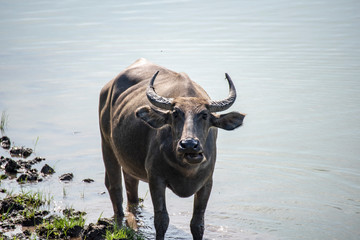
[0, 135, 144, 240]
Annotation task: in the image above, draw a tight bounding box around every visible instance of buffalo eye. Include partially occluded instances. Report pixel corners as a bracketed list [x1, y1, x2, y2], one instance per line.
[202, 113, 208, 120]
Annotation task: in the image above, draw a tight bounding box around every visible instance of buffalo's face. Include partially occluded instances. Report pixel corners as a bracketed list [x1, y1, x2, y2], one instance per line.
[136, 97, 244, 165]
[135, 71, 245, 166]
[170, 99, 210, 164]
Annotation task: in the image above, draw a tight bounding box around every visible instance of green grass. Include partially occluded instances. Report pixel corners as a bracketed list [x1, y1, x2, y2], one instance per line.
[0, 111, 8, 133]
[33, 136, 40, 153]
[41, 214, 86, 237]
[62, 186, 67, 198]
[21, 207, 36, 219]
[55, 215, 85, 229]
[1, 204, 13, 221]
[1, 190, 145, 240]
[10, 190, 46, 209]
[0, 237, 23, 240]
[3, 189, 52, 214]
[105, 224, 144, 240]
[0, 174, 8, 181]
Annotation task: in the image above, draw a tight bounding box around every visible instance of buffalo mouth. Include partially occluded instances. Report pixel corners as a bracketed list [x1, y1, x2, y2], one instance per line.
[184, 152, 204, 164]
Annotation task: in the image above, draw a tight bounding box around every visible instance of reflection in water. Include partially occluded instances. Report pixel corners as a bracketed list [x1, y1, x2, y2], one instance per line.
[1, 0, 360, 239]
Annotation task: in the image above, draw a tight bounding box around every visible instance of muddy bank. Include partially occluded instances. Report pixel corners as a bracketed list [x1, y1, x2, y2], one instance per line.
[0, 191, 135, 240]
[0, 191, 141, 240]
[0, 136, 144, 240]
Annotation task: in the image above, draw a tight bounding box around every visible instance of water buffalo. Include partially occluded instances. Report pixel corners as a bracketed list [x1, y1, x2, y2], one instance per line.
[99, 58, 245, 240]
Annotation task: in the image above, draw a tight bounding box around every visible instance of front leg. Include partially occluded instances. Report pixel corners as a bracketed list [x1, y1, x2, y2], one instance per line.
[149, 176, 169, 240]
[190, 178, 213, 240]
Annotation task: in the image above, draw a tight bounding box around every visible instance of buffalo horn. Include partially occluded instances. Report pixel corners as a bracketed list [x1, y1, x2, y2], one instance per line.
[208, 73, 237, 112]
[146, 71, 174, 110]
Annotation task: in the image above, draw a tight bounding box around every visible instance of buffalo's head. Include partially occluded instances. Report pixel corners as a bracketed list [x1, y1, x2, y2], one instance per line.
[136, 71, 245, 165]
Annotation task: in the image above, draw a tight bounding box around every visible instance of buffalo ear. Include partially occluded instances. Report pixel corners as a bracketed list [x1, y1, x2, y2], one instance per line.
[211, 112, 245, 130]
[135, 105, 169, 128]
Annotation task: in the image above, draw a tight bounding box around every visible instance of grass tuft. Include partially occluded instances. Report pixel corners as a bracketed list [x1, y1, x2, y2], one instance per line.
[38, 212, 86, 238]
[0, 111, 8, 134]
[10, 190, 45, 209]
[105, 223, 145, 240]
[1, 111, 7, 133]
[33, 136, 40, 153]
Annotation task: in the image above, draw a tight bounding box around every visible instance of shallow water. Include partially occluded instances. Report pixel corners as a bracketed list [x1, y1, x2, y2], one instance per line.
[1, 0, 360, 239]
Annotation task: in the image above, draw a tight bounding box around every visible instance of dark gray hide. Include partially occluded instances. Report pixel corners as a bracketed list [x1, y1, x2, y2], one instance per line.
[99, 58, 245, 240]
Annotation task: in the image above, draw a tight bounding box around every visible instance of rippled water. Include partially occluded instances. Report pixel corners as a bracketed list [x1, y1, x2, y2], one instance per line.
[1, 0, 360, 239]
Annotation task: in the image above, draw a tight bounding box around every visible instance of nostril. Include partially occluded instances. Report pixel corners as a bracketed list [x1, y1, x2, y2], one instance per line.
[179, 140, 187, 149]
[193, 140, 199, 149]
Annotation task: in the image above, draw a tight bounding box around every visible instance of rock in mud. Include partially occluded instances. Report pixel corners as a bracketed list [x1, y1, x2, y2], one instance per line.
[0, 197, 25, 214]
[9, 146, 33, 158]
[17, 157, 45, 167]
[0, 155, 5, 164]
[0, 222, 16, 231]
[20, 215, 43, 227]
[63, 208, 86, 217]
[20, 210, 49, 227]
[41, 164, 55, 175]
[23, 229, 32, 238]
[4, 158, 20, 173]
[16, 173, 39, 183]
[32, 156, 45, 163]
[0, 136, 11, 149]
[82, 218, 113, 240]
[83, 178, 94, 183]
[59, 173, 73, 181]
[67, 225, 83, 238]
[96, 218, 113, 227]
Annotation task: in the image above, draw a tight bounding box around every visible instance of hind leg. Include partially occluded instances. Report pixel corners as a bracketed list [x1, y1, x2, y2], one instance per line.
[102, 140, 124, 224]
[123, 170, 139, 229]
[123, 170, 139, 208]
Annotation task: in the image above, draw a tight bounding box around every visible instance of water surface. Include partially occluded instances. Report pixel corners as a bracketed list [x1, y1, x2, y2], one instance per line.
[1, 0, 360, 239]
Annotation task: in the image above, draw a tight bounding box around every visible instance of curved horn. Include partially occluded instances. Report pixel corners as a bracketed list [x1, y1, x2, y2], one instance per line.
[146, 71, 173, 110]
[208, 73, 237, 112]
